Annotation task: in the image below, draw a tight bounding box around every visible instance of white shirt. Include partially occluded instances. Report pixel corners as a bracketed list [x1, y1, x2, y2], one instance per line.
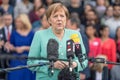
[96, 71, 102, 80]
[4, 25, 13, 40]
[104, 17, 120, 38]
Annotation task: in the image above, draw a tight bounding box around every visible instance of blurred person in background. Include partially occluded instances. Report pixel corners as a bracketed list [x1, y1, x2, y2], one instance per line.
[0, 7, 6, 80]
[14, 0, 33, 19]
[82, 10, 97, 25]
[29, 0, 43, 23]
[85, 24, 101, 68]
[83, 0, 96, 7]
[9, 0, 22, 7]
[111, 62, 120, 80]
[3, 13, 14, 41]
[0, 0, 14, 16]
[0, 12, 14, 80]
[32, 6, 46, 30]
[43, 0, 54, 7]
[32, 14, 50, 32]
[3, 13, 15, 51]
[0, 8, 4, 30]
[39, 15, 50, 30]
[0, 13, 14, 53]
[66, 16, 90, 80]
[95, 0, 109, 18]
[112, 0, 120, 5]
[6, 14, 35, 80]
[100, 25, 116, 79]
[100, 25, 116, 69]
[115, 27, 120, 62]
[104, 4, 120, 39]
[0, 8, 5, 56]
[67, 0, 83, 20]
[54, 0, 70, 6]
[83, 10, 101, 36]
[81, 4, 94, 26]
[101, 6, 113, 24]
[89, 55, 108, 80]
[84, 4, 94, 15]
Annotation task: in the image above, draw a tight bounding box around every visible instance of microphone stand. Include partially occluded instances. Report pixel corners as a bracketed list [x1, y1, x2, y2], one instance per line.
[89, 57, 120, 65]
[68, 57, 73, 72]
[48, 61, 54, 77]
[0, 62, 49, 73]
[0, 54, 68, 61]
[1, 54, 120, 74]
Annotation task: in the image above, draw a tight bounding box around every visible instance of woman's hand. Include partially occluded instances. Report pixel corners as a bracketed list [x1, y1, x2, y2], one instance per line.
[15, 46, 25, 54]
[72, 61, 77, 69]
[4, 42, 15, 52]
[54, 61, 77, 70]
[15, 46, 30, 54]
[54, 61, 67, 70]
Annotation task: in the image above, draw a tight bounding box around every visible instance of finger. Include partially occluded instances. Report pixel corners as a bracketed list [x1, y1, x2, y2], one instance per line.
[58, 62, 66, 69]
[54, 61, 64, 69]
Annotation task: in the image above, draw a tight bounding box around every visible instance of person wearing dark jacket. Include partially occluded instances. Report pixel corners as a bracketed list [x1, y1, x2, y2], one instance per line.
[66, 16, 90, 80]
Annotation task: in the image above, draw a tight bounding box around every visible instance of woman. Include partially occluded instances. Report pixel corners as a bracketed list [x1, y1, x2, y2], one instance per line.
[29, 0, 43, 23]
[85, 24, 101, 68]
[6, 14, 35, 80]
[100, 25, 116, 70]
[27, 3, 88, 80]
[85, 24, 101, 58]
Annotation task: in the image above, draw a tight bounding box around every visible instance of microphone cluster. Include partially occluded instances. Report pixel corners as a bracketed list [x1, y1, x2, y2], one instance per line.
[1, 36, 120, 76]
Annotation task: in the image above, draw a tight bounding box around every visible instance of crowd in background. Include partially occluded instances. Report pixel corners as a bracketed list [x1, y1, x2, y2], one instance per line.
[0, 0, 120, 80]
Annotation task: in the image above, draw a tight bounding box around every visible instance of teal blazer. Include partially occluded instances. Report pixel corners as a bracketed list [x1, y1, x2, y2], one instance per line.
[27, 27, 88, 80]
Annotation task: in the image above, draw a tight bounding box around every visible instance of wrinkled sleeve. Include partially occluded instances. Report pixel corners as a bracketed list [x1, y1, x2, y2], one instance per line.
[27, 31, 43, 71]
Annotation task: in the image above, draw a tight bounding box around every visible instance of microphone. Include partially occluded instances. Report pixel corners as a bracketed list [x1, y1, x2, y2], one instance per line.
[47, 39, 59, 76]
[66, 39, 75, 72]
[70, 34, 84, 68]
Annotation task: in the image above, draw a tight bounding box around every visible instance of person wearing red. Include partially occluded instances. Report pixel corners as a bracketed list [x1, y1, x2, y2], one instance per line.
[85, 24, 101, 58]
[100, 25, 116, 69]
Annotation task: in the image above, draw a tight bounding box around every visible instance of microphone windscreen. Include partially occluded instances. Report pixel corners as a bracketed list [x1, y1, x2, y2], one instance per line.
[66, 39, 75, 59]
[70, 34, 80, 43]
[47, 39, 59, 62]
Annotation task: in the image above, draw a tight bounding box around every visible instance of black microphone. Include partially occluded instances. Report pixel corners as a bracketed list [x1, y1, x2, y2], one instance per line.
[66, 39, 75, 72]
[47, 39, 59, 76]
[74, 43, 84, 68]
[70, 34, 85, 68]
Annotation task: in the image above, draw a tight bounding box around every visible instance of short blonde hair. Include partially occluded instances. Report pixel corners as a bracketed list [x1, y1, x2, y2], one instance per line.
[91, 55, 107, 72]
[16, 14, 32, 30]
[46, 3, 69, 20]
